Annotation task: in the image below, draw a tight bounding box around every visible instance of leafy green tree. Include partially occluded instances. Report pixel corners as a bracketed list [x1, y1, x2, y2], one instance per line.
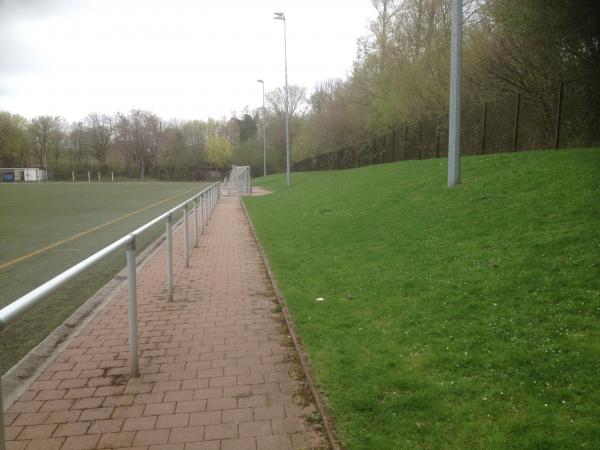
[0, 112, 30, 167]
[205, 135, 232, 170]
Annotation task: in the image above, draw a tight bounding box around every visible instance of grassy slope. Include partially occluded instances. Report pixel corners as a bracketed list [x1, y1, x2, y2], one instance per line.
[0, 181, 208, 374]
[244, 149, 600, 449]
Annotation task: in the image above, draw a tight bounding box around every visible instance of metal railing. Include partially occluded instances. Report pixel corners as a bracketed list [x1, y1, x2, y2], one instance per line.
[0, 182, 220, 449]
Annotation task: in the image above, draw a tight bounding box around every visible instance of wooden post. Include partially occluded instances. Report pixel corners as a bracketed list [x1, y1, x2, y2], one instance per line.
[554, 80, 564, 149]
[513, 93, 521, 152]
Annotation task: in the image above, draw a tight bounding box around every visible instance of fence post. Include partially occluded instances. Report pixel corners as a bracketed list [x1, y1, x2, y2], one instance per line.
[404, 123, 408, 160]
[166, 214, 173, 302]
[193, 198, 199, 248]
[418, 121, 423, 159]
[183, 204, 189, 268]
[555, 80, 564, 149]
[481, 102, 487, 154]
[391, 129, 396, 161]
[372, 139, 376, 165]
[126, 239, 139, 377]
[513, 92, 521, 152]
[436, 116, 441, 158]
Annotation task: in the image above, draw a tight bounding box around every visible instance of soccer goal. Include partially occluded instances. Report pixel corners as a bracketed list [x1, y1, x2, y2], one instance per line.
[223, 165, 251, 196]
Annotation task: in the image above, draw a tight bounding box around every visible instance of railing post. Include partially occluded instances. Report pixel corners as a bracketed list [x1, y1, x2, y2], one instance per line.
[193, 198, 199, 248]
[200, 193, 204, 234]
[183, 204, 189, 268]
[203, 192, 208, 226]
[126, 239, 139, 377]
[207, 190, 211, 218]
[166, 214, 173, 302]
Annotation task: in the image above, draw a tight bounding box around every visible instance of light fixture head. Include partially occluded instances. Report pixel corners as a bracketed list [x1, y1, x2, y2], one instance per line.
[273, 11, 285, 20]
[257, 79, 264, 84]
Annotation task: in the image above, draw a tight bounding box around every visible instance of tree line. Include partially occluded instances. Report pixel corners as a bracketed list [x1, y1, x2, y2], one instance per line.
[1, 0, 598, 180]
[289, 0, 599, 165]
[0, 84, 304, 180]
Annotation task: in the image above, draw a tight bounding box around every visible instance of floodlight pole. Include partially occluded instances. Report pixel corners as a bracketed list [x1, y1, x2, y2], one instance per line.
[257, 79, 267, 177]
[274, 12, 290, 187]
[448, 0, 462, 187]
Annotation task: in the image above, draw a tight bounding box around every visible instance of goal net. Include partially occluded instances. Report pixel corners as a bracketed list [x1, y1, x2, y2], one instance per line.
[223, 165, 251, 196]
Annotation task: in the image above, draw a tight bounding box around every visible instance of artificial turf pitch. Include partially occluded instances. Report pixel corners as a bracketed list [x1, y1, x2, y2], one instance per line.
[0, 181, 209, 374]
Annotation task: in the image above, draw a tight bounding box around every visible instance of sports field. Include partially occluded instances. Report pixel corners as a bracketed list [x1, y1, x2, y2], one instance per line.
[0, 181, 210, 374]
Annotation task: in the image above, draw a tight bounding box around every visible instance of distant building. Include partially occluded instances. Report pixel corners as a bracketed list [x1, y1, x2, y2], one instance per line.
[0, 168, 47, 182]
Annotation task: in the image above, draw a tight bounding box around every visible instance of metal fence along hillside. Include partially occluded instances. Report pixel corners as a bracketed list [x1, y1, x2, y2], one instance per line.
[294, 81, 600, 172]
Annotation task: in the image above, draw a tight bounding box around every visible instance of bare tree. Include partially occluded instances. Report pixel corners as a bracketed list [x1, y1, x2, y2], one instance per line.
[128, 110, 161, 179]
[266, 85, 307, 118]
[84, 113, 115, 166]
[29, 116, 62, 169]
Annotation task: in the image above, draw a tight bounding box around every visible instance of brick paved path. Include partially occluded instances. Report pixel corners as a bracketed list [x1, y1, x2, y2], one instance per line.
[4, 196, 324, 450]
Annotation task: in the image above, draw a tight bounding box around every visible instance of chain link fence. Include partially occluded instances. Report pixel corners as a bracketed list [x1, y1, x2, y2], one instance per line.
[294, 81, 600, 172]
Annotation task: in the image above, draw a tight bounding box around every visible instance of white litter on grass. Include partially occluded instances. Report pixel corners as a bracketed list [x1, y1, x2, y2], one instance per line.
[316, 297, 325, 302]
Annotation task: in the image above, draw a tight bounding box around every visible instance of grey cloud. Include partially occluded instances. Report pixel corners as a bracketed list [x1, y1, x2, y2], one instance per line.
[0, 22, 41, 75]
[0, 0, 84, 79]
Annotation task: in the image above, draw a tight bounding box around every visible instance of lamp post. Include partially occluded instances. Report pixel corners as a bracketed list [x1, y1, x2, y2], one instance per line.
[257, 79, 267, 177]
[273, 11, 290, 187]
[448, 0, 462, 187]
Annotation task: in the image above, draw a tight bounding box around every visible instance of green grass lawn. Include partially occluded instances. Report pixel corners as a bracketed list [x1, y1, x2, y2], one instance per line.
[0, 181, 209, 374]
[244, 149, 600, 449]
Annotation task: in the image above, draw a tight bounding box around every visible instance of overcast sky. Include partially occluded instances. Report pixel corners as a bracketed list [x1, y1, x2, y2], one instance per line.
[0, 0, 375, 122]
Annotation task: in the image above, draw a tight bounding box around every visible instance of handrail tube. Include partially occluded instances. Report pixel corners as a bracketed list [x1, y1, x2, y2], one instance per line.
[130, 182, 218, 238]
[0, 234, 133, 332]
[129, 211, 171, 238]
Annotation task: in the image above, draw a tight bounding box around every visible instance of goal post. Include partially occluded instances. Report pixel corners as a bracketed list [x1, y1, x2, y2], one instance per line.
[223, 166, 251, 196]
